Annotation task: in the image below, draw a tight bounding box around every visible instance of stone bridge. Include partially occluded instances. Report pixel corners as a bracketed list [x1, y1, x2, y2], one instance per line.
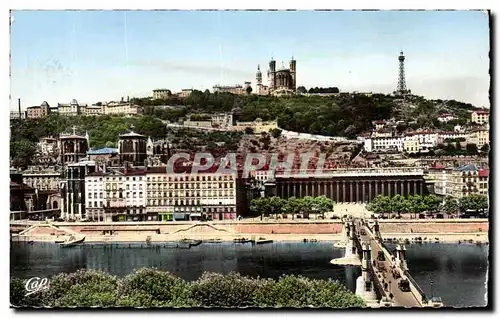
[332, 218, 444, 308]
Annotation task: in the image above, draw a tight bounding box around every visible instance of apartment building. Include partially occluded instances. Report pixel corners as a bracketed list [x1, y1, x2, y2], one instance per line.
[468, 129, 489, 148]
[84, 168, 147, 222]
[153, 89, 171, 99]
[438, 131, 469, 144]
[403, 135, 419, 154]
[363, 136, 403, 153]
[471, 110, 489, 125]
[10, 110, 27, 120]
[447, 164, 489, 198]
[102, 102, 142, 116]
[57, 99, 86, 116]
[22, 166, 61, 191]
[146, 167, 237, 221]
[437, 113, 457, 123]
[26, 101, 51, 119]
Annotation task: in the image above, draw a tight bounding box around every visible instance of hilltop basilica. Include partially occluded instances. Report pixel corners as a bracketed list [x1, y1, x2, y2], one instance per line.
[255, 57, 297, 96]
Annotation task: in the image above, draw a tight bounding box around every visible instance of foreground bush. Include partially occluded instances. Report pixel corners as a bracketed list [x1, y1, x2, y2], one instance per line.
[11, 269, 365, 308]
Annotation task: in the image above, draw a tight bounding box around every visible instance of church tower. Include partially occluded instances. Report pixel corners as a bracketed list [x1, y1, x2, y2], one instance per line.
[290, 57, 296, 91]
[256, 65, 262, 94]
[269, 58, 276, 90]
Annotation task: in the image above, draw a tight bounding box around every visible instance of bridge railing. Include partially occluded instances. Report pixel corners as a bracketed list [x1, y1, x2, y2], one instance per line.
[403, 269, 429, 306]
[363, 223, 430, 307]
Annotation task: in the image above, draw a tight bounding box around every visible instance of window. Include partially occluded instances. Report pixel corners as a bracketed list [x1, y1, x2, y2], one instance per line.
[126, 184, 130, 190]
[127, 192, 130, 198]
[133, 192, 137, 198]
[88, 193, 92, 199]
[139, 192, 143, 198]
[133, 177, 136, 181]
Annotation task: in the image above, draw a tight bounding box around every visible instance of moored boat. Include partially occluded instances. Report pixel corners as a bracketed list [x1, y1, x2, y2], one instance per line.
[60, 235, 85, 247]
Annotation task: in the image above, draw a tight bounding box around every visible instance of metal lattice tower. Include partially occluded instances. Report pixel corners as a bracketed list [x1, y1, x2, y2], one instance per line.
[396, 51, 408, 95]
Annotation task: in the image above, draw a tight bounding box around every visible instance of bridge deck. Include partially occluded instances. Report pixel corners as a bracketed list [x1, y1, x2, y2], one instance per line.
[355, 220, 424, 307]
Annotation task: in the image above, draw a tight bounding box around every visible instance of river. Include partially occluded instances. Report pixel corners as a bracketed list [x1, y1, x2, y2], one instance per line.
[10, 241, 488, 308]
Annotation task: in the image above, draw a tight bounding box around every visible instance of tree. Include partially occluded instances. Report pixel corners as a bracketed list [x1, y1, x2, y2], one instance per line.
[10, 140, 37, 168]
[244, 127, 255, 134]
[466, 143, 478, 155]
[407, 195, 427, 218]
[283, 197, 302, 219]
[314, 196, 334, 216]
[268, 196, 286, 218]
[367, 195, 392, 217]
[442, 196, 459, 217]
[296, 86, 307, 94]
[459, 194, 489, 217]
[246, 86, 253, 95]
[480, 143, 489, 153]
[423, 194, 442, 215]
[390, 195, 406, 216]
[269, 128, 282, 139]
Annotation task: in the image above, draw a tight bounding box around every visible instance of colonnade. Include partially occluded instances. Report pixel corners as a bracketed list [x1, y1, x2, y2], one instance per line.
[275, 178, 426, 203]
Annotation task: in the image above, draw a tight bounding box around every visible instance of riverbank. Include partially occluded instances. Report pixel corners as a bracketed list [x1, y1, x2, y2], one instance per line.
[11, 219, 488, 244]
[12, 232, 488, 244]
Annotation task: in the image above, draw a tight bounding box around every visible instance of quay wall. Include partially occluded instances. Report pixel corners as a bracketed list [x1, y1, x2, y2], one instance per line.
[12, 219, 488, 240]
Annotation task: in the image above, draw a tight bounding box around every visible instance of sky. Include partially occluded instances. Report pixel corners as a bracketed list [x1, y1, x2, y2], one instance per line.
[9, 10, 490, 110]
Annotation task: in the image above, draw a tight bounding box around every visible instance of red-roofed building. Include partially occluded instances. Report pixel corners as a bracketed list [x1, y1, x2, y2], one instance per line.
[471, 110, 490, 125]
[478, 169, 489, 197]
[437, 113, 458, 123]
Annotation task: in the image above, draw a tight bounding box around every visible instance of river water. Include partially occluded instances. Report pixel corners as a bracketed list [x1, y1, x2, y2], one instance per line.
[10, 241, 488, 308]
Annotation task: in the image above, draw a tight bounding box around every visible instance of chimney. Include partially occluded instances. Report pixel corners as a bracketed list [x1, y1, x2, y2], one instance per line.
[18, 98, 21, 119]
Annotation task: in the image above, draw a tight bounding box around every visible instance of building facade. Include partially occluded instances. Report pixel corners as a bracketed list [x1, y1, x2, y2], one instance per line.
[60, 161, 96, 220]
[119, 129, 148, 166]
[153, 89, 171, 99]
[468, 129, 489, 148]
[364, 137, 404, 153]
[59, 129, 90, 165]
[26, 101, 51, 119]
[270, 168, 428, 203]
[471, 110, 489, 125]
[146, 167, 237, 221]
[22, 166, 61, 191]
[10, 110, 27, 120]
[85, 168, 147, 222]
[430, 164, 490, 199]
[102, 102, 141, 116]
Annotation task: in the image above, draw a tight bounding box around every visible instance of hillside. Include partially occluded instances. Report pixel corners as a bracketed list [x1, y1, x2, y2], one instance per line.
[10, 92, 484, 168]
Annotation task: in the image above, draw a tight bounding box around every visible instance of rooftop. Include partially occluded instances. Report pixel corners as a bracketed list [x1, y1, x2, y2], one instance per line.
[478, 169, 489, 177]
[87, 148, 118, 155]
[455, 164, 478, 172]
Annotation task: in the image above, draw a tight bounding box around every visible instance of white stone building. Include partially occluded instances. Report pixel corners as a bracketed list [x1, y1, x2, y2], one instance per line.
[364, 137, 403, 153]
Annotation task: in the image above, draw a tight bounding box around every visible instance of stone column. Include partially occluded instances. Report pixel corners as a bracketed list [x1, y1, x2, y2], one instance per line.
[406, 181, 411, 197]
[336, 181, 340, 202]
[342, 181, 346, 202]
[381, 181, 385, 196]
[330, 182, 334, 200]
[400, 181, 404, 196]
[349, 181, 354, 202]
[368, 182, 372, 201]
[362, 181, 366, 203]
[420, 181, 424, 195]
[323, 182, 327, 196]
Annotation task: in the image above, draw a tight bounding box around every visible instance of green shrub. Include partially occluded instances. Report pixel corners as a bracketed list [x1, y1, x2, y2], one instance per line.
[189, 272, 261, 308]
[116, 268, 193, 307]
[10, 269, 365, 308]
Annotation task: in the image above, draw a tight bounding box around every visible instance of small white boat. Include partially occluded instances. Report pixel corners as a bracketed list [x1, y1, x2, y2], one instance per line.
[60, 235, 85, 247]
